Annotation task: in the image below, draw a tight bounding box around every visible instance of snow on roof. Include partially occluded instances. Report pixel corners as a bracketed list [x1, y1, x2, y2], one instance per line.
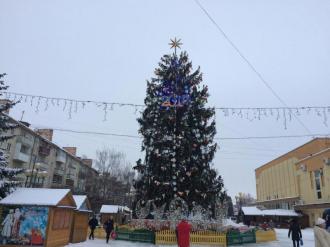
[242, 206, 300, 217]
[100, 205, 120, 214]
[73, 195, 87, 209]
[100, 205, 131, 214]
[242, 206, 263, 215]
[0, 188, 71, 206]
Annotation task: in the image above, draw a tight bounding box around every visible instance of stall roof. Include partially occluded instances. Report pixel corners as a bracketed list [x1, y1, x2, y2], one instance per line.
[100, 205, 131, 214]
[0, 188, 72, 206]
[73, 195, 87, 209]
[242, 206, 300, 216]
[73, 195, 92, 212]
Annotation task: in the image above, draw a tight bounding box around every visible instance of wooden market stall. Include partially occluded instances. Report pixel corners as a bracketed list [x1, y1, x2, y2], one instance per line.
[70, 195, 92, 243]
[0, 188, 76, 247]
[100, 205, 131, 224]
[239, 206, 301, 228]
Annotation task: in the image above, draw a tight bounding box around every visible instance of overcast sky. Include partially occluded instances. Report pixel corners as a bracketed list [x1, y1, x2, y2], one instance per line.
[1, 0, 330, 199]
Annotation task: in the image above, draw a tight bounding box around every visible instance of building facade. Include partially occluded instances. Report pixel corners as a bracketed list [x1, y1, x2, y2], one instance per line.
[0, 114, 98, 194]
[255, 138, 330, 226]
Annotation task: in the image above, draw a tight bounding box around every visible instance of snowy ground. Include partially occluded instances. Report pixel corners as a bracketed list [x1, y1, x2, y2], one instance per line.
[66, 228, 315, 247]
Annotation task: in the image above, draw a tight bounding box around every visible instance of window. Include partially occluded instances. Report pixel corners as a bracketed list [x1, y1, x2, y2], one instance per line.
[314, 170, 322, 199]
[66, 178, 74, 187]
[52, 174, 63, 184]
[20, 144, 29, 154]
[52, 209, 71, 230]
[6, 143, 11, 151]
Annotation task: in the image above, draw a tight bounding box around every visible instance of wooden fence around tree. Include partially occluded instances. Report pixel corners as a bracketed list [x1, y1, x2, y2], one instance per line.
[256, 229, 277, 243]
[155, 230, 227, 246]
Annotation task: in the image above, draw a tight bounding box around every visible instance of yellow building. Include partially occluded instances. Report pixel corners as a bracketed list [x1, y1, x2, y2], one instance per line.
[255, 138, 330, 226]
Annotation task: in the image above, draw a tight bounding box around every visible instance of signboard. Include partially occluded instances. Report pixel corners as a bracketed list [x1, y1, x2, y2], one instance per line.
[0, 206, 49, 246]
[158, 82, 190, 109]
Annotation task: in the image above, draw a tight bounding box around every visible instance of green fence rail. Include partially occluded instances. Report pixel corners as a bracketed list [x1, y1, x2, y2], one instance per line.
[227, 230, 256, 246]
[115, 228, 155, 244]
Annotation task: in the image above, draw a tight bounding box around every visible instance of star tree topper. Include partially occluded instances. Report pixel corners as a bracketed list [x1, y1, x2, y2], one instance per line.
[169, 38, 183, 54]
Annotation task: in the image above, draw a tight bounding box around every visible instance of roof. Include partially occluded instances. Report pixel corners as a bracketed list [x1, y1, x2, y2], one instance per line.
[296, 147, 330, 164]
[73, 195, 87, 209]
[241, 206, 300, 217]
[0, 188, 72, 206]
[100, 205, 131, 214]
[255, 138, 330, 173]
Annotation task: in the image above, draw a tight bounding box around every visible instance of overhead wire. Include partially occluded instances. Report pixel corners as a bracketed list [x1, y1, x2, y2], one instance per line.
[193, 0, 313, 134]
[31, 125, 329, 140]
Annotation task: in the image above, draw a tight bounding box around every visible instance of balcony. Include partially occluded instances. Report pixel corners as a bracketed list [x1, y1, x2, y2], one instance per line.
[39, 146, 51, 156]
[34, 162, 49, 172]
[54, 166, 65, 175]
[16, 136, 33, 147]
[13, 146, 30, 163]
[56, 151, 66, 163]
[66, 173, 76, 180]
[52, 174, 63, 185]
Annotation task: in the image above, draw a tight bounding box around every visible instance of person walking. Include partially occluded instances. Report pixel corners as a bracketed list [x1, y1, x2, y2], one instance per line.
[103, 216, 114, 244]
[88, 216, 98, 240]
[314, 217, 330, 247]
[176, 218, 191, 247]
[322, 209, 330, 232]
[288, 218, 302, 247]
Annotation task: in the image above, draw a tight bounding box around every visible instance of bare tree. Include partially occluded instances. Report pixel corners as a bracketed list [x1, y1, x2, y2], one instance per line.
[235, 192, 256, 209]
[93, 148, 135, 210]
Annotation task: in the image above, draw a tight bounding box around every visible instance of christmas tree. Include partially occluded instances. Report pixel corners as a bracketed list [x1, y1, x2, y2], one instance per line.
[133, 40, 225, 219]
[0, 73, 23, 199]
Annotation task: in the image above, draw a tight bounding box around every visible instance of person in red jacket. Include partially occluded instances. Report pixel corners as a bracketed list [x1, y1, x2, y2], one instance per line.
[176, 219, 191, 247]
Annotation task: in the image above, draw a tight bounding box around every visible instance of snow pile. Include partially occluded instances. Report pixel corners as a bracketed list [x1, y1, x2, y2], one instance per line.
[223, 218, 245, 228]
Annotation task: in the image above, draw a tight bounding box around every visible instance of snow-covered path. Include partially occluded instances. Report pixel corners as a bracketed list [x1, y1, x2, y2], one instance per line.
[66, 228, 315, 247]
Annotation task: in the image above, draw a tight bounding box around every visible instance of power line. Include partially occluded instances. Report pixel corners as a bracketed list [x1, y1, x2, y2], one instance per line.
[193, 0, 313, 134]
[31, 125, 329, 140]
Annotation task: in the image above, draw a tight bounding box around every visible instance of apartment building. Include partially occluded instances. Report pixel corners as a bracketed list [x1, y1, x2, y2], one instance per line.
[255, 138, 330, 226]
[0, 114, 98, 193]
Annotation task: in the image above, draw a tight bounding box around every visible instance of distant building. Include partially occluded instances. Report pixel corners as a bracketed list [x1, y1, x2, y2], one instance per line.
[255, 138, 330, 226]
[0, 113, 98, 194]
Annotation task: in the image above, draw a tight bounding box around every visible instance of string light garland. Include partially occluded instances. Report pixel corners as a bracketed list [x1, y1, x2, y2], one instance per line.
[4, 91, 330, 128]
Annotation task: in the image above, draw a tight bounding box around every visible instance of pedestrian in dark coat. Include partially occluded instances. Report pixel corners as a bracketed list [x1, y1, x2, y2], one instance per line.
[322, 208, 330, 232]
[288, 219, 302, 247]
[103, 217, 114, 244]
[88, 216, 98, 240]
